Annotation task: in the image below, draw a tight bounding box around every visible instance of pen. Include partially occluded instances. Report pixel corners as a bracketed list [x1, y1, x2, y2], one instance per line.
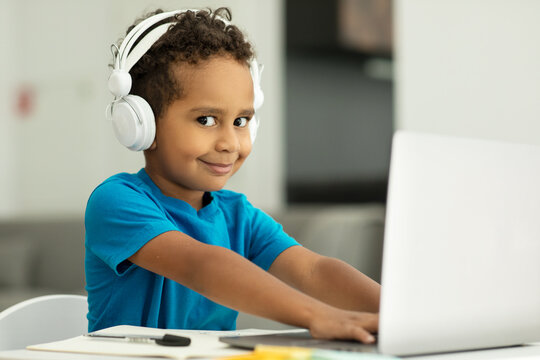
[84, 332, 191, 346]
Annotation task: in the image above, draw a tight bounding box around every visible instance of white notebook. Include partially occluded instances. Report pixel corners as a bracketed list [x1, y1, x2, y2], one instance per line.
[27, 325, 272, 359]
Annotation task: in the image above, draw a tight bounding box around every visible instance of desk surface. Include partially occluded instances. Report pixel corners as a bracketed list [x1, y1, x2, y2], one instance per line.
[0, 350, 166, 360]
[1, 325, 540, 360]
[2, 343, 540, 360]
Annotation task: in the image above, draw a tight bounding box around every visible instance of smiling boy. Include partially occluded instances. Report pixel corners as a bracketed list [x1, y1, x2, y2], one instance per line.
[144, 58, 253, 208]
[85, 8, 380, 343]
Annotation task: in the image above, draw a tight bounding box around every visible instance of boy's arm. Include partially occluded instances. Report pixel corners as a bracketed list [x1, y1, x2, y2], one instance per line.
[268, 246, 381, 313]
[129, 230, 377, 343]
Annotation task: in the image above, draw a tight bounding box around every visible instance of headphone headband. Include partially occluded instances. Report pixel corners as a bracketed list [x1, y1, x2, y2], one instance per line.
[118, 10, 195, 72]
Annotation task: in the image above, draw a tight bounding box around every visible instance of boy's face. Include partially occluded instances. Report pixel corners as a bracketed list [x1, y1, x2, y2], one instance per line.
[145, 55, 255, 205]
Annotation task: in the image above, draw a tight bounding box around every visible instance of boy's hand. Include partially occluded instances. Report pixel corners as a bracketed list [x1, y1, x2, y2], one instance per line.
[308, 308, 379, 344]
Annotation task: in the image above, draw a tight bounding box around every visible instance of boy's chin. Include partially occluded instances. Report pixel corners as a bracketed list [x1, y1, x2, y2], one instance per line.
[201, 181, 229, 193]
[202, 172, 239, 192]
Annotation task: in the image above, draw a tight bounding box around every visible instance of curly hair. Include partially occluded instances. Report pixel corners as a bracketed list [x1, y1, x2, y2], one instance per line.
[122, 7, 254, 120]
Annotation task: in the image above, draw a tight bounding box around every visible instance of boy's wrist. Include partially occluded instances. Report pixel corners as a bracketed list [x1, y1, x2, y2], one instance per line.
[296, 298, 332, 330]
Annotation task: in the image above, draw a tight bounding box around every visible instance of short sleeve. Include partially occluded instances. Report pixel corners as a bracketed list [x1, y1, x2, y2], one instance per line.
[85, 178, 178, 275]
[243, 200, 300, 270]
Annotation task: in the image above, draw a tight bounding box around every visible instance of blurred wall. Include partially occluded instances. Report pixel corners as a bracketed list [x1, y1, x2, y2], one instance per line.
[0, 0, 285, 219]
[394, 0, 540, 144]
[0, 1, 17, 218]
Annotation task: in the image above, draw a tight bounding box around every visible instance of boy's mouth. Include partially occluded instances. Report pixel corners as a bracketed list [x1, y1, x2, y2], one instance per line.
[199, 159, 234, 175]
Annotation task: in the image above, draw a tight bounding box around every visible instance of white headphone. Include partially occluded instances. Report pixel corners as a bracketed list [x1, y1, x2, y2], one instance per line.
[106, 9, 264, 151]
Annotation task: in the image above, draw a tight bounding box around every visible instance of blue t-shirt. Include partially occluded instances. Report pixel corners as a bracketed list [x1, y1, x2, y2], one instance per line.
[85, 169, 298, 332]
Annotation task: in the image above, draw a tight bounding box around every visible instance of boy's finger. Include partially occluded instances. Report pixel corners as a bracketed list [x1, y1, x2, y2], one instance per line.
[352, 327, 376, 344]
[360, 313, 379, 332]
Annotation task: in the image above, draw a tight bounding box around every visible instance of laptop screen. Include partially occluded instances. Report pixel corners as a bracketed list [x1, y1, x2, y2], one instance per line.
[379, 131, 540, 355]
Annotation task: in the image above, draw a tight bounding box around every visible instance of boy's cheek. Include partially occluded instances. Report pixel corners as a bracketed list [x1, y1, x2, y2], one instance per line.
[233, 146, 251, 173]
[241, 142, 253, 159]
[238, 133, 252, 156]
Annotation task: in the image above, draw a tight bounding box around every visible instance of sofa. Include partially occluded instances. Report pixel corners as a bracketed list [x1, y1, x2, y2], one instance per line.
[0, 218, 87, 311]
[0, 204, 385, 329]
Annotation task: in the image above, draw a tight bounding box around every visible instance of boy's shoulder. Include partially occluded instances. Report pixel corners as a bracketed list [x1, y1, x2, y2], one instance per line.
[89, 170, 149, 202]
[103, 170, 143, 183]
[97, 170, 143, 188]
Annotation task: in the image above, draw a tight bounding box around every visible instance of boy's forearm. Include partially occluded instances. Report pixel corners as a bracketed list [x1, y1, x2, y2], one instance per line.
[269, 247, 381, 313]
[303, 256, 381, 313]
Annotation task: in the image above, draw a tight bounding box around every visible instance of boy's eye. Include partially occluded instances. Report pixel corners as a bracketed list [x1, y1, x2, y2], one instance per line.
[234, 117, 249, 128]
[197, 116, 216, 127]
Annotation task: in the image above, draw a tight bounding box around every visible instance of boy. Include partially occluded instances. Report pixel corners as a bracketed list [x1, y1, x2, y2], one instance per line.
[85, 7, 380, 343]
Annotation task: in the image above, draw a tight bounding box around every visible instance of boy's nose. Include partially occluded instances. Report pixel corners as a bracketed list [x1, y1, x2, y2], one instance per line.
[215, 125, 240, 153]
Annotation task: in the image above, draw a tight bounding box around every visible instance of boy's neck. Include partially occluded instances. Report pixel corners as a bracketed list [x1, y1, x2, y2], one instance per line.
[144, 167, 205, 211]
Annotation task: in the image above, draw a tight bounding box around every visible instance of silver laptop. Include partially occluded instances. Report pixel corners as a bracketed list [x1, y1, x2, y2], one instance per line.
[221, 131, 540, 356]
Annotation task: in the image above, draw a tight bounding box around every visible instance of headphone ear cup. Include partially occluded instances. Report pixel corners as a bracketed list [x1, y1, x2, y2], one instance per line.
[249, 59, 263, 145]
[249, 116, 259, 144]
[250, 60, 264, 110]
[253, 84, 264, 111]
[110, 95, 156, 151]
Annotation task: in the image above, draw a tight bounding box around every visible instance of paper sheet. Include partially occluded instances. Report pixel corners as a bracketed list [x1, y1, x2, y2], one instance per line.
[27, 325, 285, 359]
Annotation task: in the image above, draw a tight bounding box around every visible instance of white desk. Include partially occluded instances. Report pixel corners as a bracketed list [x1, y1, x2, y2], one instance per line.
[1, 325, 539, 360]
[2, 344, 540, 360]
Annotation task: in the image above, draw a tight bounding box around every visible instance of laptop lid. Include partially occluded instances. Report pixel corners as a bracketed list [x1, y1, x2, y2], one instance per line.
[378, 131, 540, 355]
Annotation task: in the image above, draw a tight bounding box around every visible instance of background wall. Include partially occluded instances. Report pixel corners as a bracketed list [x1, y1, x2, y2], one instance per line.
[0, 0, 285, 219]
[394, 0, 540, 144]
[0, 0, 18, 218]
[3, 0, 538, 218]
